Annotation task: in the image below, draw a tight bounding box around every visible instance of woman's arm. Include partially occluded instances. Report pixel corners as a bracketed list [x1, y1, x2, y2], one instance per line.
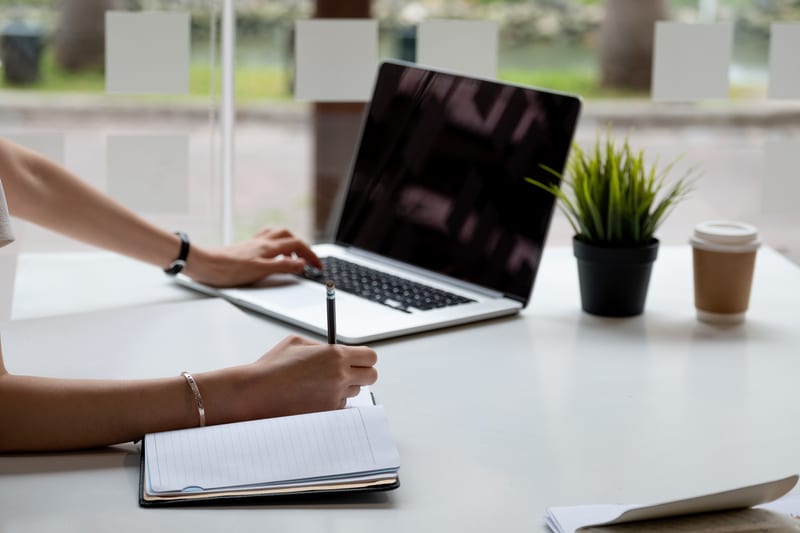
[0, 139, 368, 453]
[0, 138, 322, 287]
[0, 335, 377, 452]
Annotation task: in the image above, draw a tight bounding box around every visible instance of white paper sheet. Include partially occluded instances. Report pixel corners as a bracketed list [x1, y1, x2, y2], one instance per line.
[145, 405, 399, 494]
[546, 475, 799, 532]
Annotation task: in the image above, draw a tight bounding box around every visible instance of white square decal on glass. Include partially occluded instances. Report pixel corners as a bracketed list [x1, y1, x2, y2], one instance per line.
[106, 11, 190, 94]
[107, 135, 189, 214]
[768, 23, 800, 100]
[1, 133, 64, 164]
[763, 140, 800, 215]
[294, 19, 378, 102]
[416, 20, 498, 79]
[652, 22, 733, 101]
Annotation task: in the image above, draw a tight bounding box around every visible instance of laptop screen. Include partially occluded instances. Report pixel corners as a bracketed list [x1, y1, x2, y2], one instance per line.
[335, 61, 581, 306]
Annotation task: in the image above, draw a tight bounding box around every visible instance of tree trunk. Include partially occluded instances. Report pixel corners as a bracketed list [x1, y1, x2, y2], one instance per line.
[312, 0, 371, 240]
[599, 0, 670, 91]
[55, 0, 113, 72]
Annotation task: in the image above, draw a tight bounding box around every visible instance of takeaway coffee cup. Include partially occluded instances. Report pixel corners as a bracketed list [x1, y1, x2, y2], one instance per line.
[690, 221, 760, 324]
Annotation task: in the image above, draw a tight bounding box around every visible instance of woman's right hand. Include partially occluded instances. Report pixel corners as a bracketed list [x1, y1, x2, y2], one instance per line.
[199, 335, 378, 425]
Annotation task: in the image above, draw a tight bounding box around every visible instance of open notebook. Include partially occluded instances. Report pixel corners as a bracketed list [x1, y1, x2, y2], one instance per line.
[139, 389, 400, 506]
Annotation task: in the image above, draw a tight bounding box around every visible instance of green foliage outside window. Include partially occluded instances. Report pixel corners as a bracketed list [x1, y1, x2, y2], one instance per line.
[2, 0, 798, 100]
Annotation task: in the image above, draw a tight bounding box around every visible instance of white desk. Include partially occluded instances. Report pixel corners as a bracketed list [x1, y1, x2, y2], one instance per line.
[11, 252, 206, 320]
[2, 247, 800, 532]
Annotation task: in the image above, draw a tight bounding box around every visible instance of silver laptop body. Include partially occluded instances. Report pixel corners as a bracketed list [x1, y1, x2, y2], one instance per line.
[177, 61, 582, 344]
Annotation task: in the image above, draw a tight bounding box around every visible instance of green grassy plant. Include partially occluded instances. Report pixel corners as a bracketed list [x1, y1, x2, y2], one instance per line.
[2, 53, 764, 103]
[526, 134, 695, 246]
[499, 68, 645, 99]
[1, 48, 292, 101]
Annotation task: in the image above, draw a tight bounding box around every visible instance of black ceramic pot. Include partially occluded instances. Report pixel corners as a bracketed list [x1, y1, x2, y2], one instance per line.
[573, 237, 660, 317]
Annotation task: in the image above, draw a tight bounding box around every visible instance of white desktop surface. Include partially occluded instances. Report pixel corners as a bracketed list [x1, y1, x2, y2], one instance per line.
[2, 246, 800, 532]
[11, 251, 206, 320]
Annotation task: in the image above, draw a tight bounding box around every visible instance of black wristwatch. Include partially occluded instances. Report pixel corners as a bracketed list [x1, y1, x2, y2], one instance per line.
[164, 231, 190, 275]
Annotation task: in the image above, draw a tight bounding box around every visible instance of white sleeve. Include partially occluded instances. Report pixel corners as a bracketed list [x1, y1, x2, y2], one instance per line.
[0, 176, 15, 248]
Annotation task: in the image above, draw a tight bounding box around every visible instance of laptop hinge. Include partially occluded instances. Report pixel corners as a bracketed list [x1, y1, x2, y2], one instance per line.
[345, 247, 507, 300]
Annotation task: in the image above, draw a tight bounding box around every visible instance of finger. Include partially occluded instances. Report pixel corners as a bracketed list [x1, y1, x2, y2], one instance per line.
[346, 385, 362, 398]
[348, 366, 378, 386]
[283, 334, 320, 347]
[271, 228, 293, 239]
[264, 238, 322, 269]
[268, 238, 320, 267]
[256, 257, 307, 275]
[345, 346, 378, 368]
[339, 398, 348, 409]
[256, 227, 292, 239]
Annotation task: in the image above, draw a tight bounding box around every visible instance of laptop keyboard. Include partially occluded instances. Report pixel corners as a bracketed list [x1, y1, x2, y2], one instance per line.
[302, 256, 475, 313]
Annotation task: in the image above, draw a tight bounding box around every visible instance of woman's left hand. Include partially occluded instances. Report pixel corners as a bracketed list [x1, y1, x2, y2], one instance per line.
[183, 228, 323, 287]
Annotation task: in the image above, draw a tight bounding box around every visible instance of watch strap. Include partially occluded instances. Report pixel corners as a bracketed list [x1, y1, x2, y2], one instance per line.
[164, 231, 190, 275]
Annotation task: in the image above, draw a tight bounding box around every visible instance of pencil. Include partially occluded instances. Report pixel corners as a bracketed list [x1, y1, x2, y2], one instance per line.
[326, 280, 337, 344]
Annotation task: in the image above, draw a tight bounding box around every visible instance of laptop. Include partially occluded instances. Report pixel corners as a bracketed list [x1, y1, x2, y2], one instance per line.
[176, 60, 582, 344]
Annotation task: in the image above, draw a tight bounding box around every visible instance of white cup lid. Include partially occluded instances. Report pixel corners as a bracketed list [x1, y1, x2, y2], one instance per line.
[690, 220, 760, 253]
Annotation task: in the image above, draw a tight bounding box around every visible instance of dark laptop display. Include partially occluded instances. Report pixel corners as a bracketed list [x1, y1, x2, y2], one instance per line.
[335, 62, 582, 306]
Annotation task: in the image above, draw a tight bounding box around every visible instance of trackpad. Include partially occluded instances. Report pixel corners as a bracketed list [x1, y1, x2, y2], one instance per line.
[225, 277, 321, 309]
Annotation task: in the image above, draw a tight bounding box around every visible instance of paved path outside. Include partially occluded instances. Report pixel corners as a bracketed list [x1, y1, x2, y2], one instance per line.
[1, 95, 798, 266]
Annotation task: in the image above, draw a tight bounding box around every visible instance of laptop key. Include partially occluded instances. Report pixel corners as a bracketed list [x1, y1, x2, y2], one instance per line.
[302, 257, 475, 313]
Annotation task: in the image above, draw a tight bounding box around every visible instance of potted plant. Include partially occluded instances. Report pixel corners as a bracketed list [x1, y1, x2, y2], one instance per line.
[527, 134, 694, 316]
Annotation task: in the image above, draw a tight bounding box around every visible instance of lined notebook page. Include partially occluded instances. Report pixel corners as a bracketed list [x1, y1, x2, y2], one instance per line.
[146, 406, 399, 493]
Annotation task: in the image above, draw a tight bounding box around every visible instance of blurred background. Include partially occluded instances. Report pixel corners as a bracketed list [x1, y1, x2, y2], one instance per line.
[2, 0, 788, 99]
[1, 0, 798, 263]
